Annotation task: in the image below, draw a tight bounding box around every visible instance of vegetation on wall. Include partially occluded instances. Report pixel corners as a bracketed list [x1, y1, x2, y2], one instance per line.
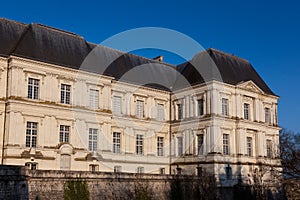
[63, 180, 89, 200]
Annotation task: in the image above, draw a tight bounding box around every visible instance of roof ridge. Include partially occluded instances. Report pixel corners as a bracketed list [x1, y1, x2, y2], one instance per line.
[93, 44, 176, 68]
[0, 18, 27, 26]
[31, 23, 84, 39]
[208, 48, 250, 63]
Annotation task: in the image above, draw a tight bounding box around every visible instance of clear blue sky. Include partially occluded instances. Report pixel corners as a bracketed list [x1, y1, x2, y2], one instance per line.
[1, 0, 299, 133]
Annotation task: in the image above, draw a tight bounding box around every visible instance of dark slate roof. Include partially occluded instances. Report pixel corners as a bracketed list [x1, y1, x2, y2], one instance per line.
[177, 49, 275, 95]
[0, 18, 276, 96]
[0, 18, 26, 57]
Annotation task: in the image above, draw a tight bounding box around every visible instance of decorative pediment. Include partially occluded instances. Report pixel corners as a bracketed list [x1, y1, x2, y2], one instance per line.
[237, 80, 264, 94]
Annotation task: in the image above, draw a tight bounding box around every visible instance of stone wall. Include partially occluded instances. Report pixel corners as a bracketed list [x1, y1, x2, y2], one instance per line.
[0, 165, 28, 200]
[0, 165, 287, 200]
[27, 170, 172, 200]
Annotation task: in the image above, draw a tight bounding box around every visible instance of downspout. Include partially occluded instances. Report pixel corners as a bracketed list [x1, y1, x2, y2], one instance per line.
[169, 89, 172, 174]
[1, 57, 9, 164]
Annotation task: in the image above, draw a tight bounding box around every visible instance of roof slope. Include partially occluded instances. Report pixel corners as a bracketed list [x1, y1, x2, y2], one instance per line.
[0, 18, 275, 96]
[177, 49, 275, 95]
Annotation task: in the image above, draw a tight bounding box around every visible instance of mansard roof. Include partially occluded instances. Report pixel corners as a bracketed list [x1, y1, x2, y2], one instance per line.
[177, 49, 275, 95]
[0, 18, 275, 96]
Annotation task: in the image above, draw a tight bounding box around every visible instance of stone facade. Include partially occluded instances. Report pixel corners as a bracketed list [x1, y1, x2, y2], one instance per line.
[0, 18, 281, 188]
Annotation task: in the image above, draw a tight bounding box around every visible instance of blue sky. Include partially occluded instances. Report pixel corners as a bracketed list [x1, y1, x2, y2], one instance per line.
[1, 0, 300, 133]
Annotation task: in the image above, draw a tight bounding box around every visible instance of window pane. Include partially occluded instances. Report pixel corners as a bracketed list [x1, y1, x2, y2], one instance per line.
[244, 103, 249, 120]
[28, 78, 39, 99]
[113, 132, 121, 153]
[136, 100, 144, 118]
[59, 125, 70, 143]
[198, 99, 204, 116]
[136, 134, 143, 155]
[113, 96, 122, 115]
[26, 122, 38, 148]
[177, 104, 182, 120]
[88, 128, 98, 151]
[198, 134, 204, 155]
[247, 137, 252, 156]
[61, 84, 71, 104]
[89, 89, 99, 109]
[222, 98, 228, 116]
[157, 104, 164, 121]
[178, 137, 183, 156]
[223, 134, 229, 155]
[157, 137, 164, 156]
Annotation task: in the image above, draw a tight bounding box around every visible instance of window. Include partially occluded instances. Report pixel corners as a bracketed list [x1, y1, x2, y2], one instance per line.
[114, 165, 122, 173]
[89, 89, 99, 109]
[177, 104, 183, 120]
[247, 137, 253, 157]
[137, 166, 144, 174]
[61, 84, 71, 104]
[265, 108, 271, 124]
[178, 137, 183, 156]
[136, 100, 144, 118]
[198, 99, 204, 116]
[88, 128, 98, 151]
[157, 137, 164, 156]
[160, 168, 165, 174]
[113, 132, 121, 153]
[266, 139, 272, 158]
[244, 103, 250, 120]
[222, 98, 228, 116]
[176, 167, 182, 175]
[60, 154, 71, 170]
[27, 78, 39, 99]
[157, 104, 164, 121]
[89, 164, 99, 172]
[225, 164, 232, 179]
[198, 134, 204, 155]
[113, 96, 122, 115]
[223, 134, 229, 155]
[136, 134, 144, 155]
[197, 167, 202, 176]
[26, 122, 37, 148]
[25, 162, 37, 170]
[59, 125, 70, 143]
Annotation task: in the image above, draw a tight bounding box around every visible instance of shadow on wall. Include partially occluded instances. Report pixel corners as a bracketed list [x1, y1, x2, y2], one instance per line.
[0, 165, 29, 200]
[217, 163, 287, 200]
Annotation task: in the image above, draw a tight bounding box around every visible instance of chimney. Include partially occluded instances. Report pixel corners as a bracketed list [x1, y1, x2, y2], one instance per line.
[153, 55, 163, 62]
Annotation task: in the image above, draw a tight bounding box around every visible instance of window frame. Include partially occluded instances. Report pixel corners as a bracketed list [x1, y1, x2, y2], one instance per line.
[265, 107, 271, 124]
[266, 139, 272, 158]
[244, 103, 250, 120]
[88, 128, 98, 152]
[198, 134, 204, 155]
[197, 99, 204, 116]
[59, 125, 70, 143]
[177, 103, 183, 120]
[136, 100, 144, 118]
[89, 89, 99, 109]
[247, 137, 253, 157]
[113, 96, 122, 115]
[223, 134, 230, 155]
[26, 122, 38, 148]
[136, 134, 144, 155]
[60, 84, 71, 104]
[157, 103, 165, 121]
[157, 137, 164, 156]
[113, 132, 121, 154]
[177, 136, 183, 156]
[222, 98, 229, 116]
[27, 78, 39, 100]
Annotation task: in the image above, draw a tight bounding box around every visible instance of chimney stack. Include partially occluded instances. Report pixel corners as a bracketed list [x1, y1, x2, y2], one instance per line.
[153, 55, 163, 62]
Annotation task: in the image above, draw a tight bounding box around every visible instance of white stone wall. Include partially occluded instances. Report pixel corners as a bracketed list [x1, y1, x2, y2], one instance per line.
[0, 55, 281, 186]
